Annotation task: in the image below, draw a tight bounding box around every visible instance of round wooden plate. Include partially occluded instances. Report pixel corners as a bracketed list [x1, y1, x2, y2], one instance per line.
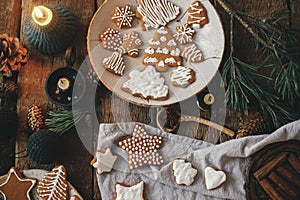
[87, 0, 225, 106]
[0, 169, 83, 200]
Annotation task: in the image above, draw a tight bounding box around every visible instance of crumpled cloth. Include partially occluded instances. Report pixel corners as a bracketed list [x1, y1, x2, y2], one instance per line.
[96, 120, 300, 200]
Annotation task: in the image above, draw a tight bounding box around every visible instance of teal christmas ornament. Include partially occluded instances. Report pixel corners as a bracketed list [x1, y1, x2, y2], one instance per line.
[0, 108, 18, 139]
[26, 5, 77, 55]
[27, 129, 60, 164]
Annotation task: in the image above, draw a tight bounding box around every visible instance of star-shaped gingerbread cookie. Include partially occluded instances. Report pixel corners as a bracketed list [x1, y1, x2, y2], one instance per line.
[90, 148, 117, 174]
[0, 167, 36, 200]
[119, 124, 164, 170]
[114, 181, 145, 200]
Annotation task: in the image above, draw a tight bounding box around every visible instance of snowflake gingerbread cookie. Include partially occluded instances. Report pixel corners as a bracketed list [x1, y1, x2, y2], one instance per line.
[118, 31, 143, 58]
[100, 28, 123, 51]
[136, 0, 180, 30]
[174, 23, 195, 45]
[122, 65, 169, 101]
[112, 5, 135, 29]
[119, 124, 164, 169]
[143, 27, 182, 72]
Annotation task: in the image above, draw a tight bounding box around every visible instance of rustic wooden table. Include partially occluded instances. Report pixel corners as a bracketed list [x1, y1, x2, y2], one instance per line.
[0, 0, 299, 199]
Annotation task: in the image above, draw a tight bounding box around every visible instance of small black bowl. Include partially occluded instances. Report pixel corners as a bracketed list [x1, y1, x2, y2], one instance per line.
[45, 66, 86, 107]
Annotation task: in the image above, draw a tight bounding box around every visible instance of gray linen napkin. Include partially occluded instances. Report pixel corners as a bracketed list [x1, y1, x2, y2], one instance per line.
[96, 120, 300, 200]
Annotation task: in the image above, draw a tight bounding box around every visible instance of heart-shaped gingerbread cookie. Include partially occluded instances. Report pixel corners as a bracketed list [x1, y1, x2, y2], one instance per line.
[204, 167, 226, 190]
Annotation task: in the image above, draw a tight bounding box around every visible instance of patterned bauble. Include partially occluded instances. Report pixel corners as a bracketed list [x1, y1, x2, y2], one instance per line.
[0, 108, 18, 138]
[26, 5, 76, 55]
[27, 129, 60, 164]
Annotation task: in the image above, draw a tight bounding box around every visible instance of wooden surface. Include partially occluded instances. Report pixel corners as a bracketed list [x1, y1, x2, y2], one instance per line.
[0, 0, 299, 199]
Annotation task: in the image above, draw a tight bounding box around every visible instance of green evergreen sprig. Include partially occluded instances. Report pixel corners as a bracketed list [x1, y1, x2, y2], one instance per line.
[217, 0, 299, 128]
[45, 109, 87, 135]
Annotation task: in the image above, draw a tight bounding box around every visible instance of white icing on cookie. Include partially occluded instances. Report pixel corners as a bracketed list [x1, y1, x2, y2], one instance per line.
[157, 27, 169, 34]
[102, 52, 125, 75]
[100, 28, 123, 51]
[145, 47, 155, 54]
[160, 36, 167, 42]
[112, 5, 135, 29]
[115, 181, 144, 200]
[144, 57, 158, 63]
[137, 0, 180, 30]
[123, 65, 168, 99]
[171, 66, 193, 86]
[165, 57, 176, 64]
[118, 31, 143, 57]
[149, 38, 161, 46]
[173, 159, 198, 186]
[158, 60, 165, 67]
[174, 23, 195, 44]
[187, 1, 208, 28]
[181, 43, 203, 62]
[167, 39, 177, 47]
[170, 48, 180, 56]
[92, 149, 117, 174]
[205, 167, 226, 190]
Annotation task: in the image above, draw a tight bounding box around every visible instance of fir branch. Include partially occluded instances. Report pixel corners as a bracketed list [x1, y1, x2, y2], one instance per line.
[45, 109, 87, 135]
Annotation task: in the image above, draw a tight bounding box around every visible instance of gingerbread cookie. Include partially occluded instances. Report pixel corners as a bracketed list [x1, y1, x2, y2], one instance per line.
[114, 181, 146, 200]
[90, 148, 117, 174]
[0, 167, 36, 200]
[102, 52, 126, 76]
[204, 167, 226, 190]
[171, 66, 195, 88]
[143, 27, 182, 72]
[174, 23, 195, 45]
[118, 124, 164, 169]
[100, 28, 123, 51]
[181, 43, 203, 63]
[112, 5, 135, 29]
[37, 165, 68, 200]
[118, 31, 143, 58]
[136, 0, 180, 30]
[122, 65, 169, 101]
[187, 1, 209, 28]
[172, 159, 198, 186]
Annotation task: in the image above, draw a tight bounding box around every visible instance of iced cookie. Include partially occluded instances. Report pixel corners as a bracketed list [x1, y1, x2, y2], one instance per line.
[171, 66, 195, 88]
[90, 148, 117, 174]
[100, 28, 123, 51]
[118, 31, 143, 58]
[181, 43, 203, 63]
[143, 27, 182, 72]
[114, 181, 146, 200]
[122, 65, 169, 101]
[172, 159, 198, 186]
[37, 165, 68, 200]
[0, 167, 36, 200]
[174, 23, 195, 45]
[112, 5, 135, 29]
[136, 0, 180, 30]
[102, 52, 126, 76]
[119, 124, 164, 169]
[204, 167, 226, 190]
[187, 1, 209, 28]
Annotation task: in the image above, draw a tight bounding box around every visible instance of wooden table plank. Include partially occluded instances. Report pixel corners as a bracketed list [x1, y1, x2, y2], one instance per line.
[15, 0, 96, 199]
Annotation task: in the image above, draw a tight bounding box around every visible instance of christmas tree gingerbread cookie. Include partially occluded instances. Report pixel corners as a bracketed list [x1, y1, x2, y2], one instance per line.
[143, 27, 182, 72]
[122, 65, 169, 101]
[187, 1, 209, 28]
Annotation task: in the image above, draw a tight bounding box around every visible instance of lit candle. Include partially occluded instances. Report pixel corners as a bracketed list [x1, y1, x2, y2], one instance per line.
[56, 77, 71, 95]
[31, 6, 53, 26]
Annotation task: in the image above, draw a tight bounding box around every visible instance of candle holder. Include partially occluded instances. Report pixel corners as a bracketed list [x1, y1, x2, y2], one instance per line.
[26, 5, 77, 55]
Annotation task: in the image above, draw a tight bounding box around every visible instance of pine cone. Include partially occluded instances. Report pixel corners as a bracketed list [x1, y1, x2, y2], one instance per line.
[236, 112, 269, 139]
[27, 104, 44, 132]
[3, 80, 18, 97]
[0, 33, 27, 77]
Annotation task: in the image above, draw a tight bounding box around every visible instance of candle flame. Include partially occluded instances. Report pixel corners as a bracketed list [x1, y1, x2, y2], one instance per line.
[33, 7, 44, 18]
[31, 6, 53, 26]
